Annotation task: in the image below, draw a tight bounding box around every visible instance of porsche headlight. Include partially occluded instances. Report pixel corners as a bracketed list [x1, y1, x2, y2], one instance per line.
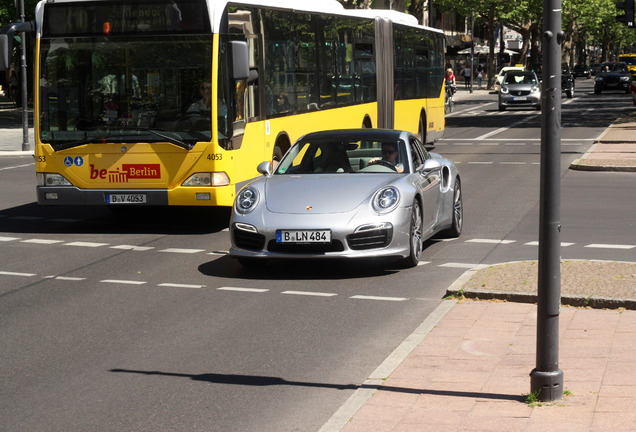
[235, 187, 259, 214]
[372, 187, 400, 214]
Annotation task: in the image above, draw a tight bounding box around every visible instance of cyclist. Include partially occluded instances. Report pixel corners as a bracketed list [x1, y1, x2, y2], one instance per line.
[444, 68, 456, 112]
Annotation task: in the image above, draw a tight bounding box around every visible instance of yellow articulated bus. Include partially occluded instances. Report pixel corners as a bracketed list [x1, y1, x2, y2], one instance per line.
[0, 0, 445, 207]
[618, 54, 636, 80]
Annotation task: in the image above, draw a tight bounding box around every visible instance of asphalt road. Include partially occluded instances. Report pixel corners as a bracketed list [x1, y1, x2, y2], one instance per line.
[1, 79, 634, 432]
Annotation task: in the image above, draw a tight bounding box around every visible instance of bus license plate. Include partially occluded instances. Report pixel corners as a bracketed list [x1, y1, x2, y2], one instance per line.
[276, 230, 331, 243]
[106, 193, 147, 204]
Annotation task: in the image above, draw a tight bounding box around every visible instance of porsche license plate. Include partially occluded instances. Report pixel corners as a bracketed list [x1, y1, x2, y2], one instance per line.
[105, 193, 147, 204]
[276, 230, 331, 243]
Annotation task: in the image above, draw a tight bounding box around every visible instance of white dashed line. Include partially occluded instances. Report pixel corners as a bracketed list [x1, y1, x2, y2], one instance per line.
[110, 245, 155, 251]
[439, 263, 489, 270]
[53, 276, 86, 281]
[21, 239, 64, 244]
[417, 261, 431, 266]
[66, 241, 109, 248]
[524, 241, 575, 247]
[282, 290, 337, 297]
[0, 236, 20, 242]
[466, 239, 516, 245]
[100, 279, 147, 285]
[159, 248, 206, 254]
[585, 244, 635, 250]
[157, 283, 205, 289]
[0, 271, 36, 277]
[350, 295, 408, 302]
[217, 287, 269, 293]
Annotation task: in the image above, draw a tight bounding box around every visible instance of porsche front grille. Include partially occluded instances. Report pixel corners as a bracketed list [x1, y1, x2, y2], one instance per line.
[346, 228, 391, 250]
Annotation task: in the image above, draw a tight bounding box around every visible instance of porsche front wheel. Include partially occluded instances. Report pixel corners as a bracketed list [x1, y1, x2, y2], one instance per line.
[403, 199, 424, 268]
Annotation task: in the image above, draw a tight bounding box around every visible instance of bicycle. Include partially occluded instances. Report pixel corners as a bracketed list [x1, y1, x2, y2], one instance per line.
[445, 82, 455, 113]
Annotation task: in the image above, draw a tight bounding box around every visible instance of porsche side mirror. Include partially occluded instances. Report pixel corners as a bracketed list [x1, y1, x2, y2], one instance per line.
[421, 159, 442, 172]
[257, 161, 272, 176]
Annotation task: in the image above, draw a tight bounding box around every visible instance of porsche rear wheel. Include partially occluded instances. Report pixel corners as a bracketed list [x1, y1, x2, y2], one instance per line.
[403, 199, 424, 268]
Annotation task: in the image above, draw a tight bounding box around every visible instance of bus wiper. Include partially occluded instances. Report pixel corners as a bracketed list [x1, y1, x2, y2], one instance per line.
[125, 127, 194, 150]
[50, 129, 194, 151]
[53, 135, 114, 151]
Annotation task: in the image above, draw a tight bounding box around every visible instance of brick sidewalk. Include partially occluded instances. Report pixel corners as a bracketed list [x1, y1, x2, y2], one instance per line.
[322, 300, 636, 432]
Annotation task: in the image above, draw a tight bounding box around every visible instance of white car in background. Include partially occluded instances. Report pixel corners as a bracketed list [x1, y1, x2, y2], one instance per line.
[494, 65, 525, 91]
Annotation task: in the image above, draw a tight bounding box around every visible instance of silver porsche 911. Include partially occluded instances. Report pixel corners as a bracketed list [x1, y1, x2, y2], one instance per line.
[229, 129, 462, 267]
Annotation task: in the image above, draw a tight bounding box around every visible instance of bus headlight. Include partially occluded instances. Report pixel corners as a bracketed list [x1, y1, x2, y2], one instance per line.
[182, 172, 230, 186]
[37, 173, 72, 186]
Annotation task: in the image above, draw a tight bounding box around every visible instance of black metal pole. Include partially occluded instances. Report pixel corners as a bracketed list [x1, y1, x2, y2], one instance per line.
[19, 0, 29, 151]
[470, 12, 474, 94]
[530, 0, 564, 402]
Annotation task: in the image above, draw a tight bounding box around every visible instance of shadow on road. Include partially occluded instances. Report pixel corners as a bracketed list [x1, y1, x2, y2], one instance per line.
[109, 368, 525, 402]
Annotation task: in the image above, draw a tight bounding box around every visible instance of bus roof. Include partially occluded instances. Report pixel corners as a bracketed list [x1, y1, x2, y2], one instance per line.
[34, 0, 438, 36]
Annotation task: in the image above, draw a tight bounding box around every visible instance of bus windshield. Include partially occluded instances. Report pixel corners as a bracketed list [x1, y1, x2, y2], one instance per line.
[39, 35, 215, 149]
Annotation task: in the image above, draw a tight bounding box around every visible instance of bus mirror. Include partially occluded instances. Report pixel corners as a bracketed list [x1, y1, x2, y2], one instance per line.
[229, 40, 249, 81]
[0, 35, 10, 71]
[0, 22, 35, 71]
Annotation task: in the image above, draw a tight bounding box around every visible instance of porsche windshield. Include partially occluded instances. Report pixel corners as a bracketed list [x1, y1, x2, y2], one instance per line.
[39, 35, 214, 149]
[276, 139, 409, 174]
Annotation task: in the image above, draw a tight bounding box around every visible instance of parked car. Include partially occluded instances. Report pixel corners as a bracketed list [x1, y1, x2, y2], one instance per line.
[498, 70, 541, 111]
[229, 129, 463, 268]
[574, 64, 592, 78]
[594, 62, 632, 94]
[494, 65, 525, 91]
[590, 63, 602, 75]
[562, 63, 575, 98]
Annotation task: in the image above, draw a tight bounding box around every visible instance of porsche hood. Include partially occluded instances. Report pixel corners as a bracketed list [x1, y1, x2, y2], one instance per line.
[263, 174, 396, 214]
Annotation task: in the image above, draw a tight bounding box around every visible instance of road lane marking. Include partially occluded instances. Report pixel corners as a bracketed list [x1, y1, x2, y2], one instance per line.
[159, 248, 205, 254]
[21, 239, 65, 244]
[110, 245, 155, 251]
[282, 290, 337, 297]
[475, 115, 537, 140]
[350, 295, 407, 302]
[0, 271, 36, 277]
[217, 287, 268, 293]
[524, 241, 575, 247]
[0, 236, 20, 242]
[158, 283, 205, 289]
[51, 276, 86, 281]
[100, 279, 147, 285]
[417, 261, 431, 266]
[439, 263, 489, 270]
[0, 163, 34, 171]
[66, 241, 109, 248]
[466, 239, 516, 244]
[585, 244, 635, 250]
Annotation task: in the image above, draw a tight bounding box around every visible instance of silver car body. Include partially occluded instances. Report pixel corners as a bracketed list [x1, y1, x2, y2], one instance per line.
[229, 129, 461, 264]
[498, 70, 541, 111]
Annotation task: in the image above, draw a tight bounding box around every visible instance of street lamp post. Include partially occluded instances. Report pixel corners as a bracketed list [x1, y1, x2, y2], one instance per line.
[18, 0, 29, 151]
[530, 0, 564, 402]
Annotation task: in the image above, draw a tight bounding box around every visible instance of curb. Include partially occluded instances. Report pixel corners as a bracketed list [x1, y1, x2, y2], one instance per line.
[445, 260, 636, 310]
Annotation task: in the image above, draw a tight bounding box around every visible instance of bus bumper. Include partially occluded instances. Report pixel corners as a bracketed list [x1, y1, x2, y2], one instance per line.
[37, 186, 169, 206]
